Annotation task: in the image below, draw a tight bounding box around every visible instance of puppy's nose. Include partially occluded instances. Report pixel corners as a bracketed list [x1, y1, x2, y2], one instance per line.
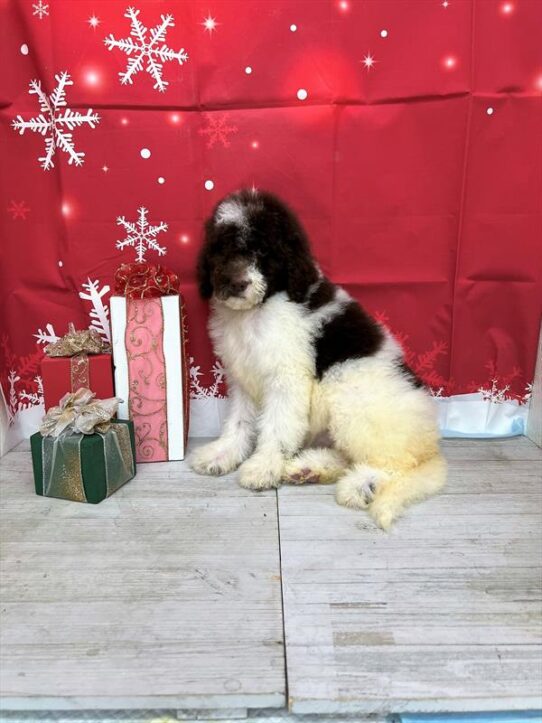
[228, 280, 249, 296]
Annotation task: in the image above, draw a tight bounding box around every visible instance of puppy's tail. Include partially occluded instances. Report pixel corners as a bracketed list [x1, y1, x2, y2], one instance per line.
[369, 454, 447, 530]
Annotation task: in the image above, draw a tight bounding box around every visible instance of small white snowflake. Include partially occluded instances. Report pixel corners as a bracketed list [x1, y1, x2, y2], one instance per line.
[34, 323, 59, 345]
[478, 379, 510, 404]
[189, 357, 226, 399]
[199, 114, 238, 148]
[7, 370, 20, 419]
[104, 7, 189, 93]
[209, 360, 226, 397]
[12, 71, 100, 170]
[116, 206, 168, 262]
[32, 0, 49, 20]
[19, 375, 44, 407]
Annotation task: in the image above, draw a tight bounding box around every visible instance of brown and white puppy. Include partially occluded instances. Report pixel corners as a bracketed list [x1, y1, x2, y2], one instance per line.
[190, 189, 445, 528]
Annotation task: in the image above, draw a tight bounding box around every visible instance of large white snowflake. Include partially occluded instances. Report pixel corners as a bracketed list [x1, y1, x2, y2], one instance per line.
[12, 72, 100, 170]
[79, 279, 112, 344]
[34, 280, 111, 347]
[116, 206, 168, 262]
[104, 7, 189, 93]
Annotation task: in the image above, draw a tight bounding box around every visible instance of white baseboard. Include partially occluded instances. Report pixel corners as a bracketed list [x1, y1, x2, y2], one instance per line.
[1, 391, 531, 459]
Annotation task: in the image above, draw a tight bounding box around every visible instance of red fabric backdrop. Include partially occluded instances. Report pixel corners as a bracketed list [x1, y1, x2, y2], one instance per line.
[1, 0, 541, 434]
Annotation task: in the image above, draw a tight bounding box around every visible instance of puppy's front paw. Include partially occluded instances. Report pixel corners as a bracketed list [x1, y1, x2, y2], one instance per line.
[189, 441, 241, 476]
[238, 452, 283, 491]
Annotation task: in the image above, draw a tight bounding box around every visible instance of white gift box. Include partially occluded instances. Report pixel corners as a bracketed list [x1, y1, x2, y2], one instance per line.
[110, 295, 189, 462]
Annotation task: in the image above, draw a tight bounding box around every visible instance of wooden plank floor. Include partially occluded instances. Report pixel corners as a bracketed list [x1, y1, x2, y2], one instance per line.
[278, 438, 542, 715]
[0, 441, 285, 712]
[1, 437, 541, 716]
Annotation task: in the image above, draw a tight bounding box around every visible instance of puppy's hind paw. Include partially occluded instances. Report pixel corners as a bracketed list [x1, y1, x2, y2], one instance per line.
[283, 448, 346, 486]
[335, 466, 386, 510]
[284, 466, 321, 486]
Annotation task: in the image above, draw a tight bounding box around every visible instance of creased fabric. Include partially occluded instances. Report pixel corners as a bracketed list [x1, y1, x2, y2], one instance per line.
[1, 0, 541, 448]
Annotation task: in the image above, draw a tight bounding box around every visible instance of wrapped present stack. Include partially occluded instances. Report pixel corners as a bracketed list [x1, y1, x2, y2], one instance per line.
[109, 263, 190, 463]
[28, 261, 189, 505]
[30, 388, 136, 504]
[41, 323, 114, 411]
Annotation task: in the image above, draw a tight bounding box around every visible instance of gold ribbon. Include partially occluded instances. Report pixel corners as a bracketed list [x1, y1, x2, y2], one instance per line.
[45, 322, 111, 357]
[39, 389, 134, 502]
[70, 352, 90, 391]
[40, 388, 121, 438]
[41, 424, 134, 502]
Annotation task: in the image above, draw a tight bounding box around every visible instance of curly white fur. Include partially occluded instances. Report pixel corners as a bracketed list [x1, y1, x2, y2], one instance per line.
[190, 289, 446, 529]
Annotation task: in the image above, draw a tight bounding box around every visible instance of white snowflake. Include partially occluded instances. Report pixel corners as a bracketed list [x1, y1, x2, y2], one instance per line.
[32, 278, 110, 357]
[12, 71, 100, 170]
[32, 0, 49, 19]
[478, 379, 510, 404]
[523, 382, 533, 405]
[189, 357, 226, 400]
[430, 387, 444, 399]
[19, 376, 44, 407]
[34, 323, 59, 345]
[7, 370, 20, 420]
[116, 206, 168, 262]
[104, 6, 189, 93]
[7, 373, 44, 421]
[79, 279, 112, 344]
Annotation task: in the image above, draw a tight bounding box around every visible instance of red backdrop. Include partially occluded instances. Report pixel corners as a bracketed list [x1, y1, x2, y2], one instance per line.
[1, 0, 541, 441]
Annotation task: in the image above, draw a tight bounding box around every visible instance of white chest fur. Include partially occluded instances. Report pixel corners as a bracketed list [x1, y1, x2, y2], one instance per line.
[208, 294, 315, 403]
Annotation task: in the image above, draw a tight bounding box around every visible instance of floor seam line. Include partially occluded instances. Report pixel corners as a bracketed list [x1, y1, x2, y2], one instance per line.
[275, 487, 290, 712]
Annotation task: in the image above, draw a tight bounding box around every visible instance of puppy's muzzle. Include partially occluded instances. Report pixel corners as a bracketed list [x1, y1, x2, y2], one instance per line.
[216, 278, 249, 300]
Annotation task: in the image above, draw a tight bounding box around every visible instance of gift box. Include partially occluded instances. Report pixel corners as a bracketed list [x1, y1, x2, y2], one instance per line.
[41, 325, 114, 411]
[30, 390, 136, 504]
[109, 264, 189, 462]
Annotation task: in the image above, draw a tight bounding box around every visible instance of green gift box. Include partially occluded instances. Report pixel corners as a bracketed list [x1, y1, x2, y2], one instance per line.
[30, 420, 136, 504]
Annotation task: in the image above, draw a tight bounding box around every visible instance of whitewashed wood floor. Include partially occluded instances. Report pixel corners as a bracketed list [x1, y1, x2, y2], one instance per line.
[1, 437, 541, 719]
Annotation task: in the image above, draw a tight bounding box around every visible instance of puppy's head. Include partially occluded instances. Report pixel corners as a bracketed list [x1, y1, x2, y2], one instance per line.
[197, 189, 318, 310]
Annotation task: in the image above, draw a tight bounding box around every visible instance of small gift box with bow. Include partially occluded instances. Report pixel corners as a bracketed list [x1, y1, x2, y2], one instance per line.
[109, 263, 189, 463]
[30, 388, 136, 503]
[40, 323, 114, 411]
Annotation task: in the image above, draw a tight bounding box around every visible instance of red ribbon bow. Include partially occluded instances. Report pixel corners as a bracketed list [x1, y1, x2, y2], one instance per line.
[114, 263, 180, 299]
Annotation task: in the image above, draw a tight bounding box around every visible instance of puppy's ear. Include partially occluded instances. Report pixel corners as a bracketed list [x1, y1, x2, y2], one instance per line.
[197, 218, 215, 299]
[279, 211, 319, 303]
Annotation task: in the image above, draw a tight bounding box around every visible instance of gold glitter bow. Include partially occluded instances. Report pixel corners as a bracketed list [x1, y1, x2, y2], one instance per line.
[40, 388, 121, 438]
[45, 323, 111, 357]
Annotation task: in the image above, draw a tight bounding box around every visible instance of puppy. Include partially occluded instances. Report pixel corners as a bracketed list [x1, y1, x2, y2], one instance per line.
[190, 189, 446, 528]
